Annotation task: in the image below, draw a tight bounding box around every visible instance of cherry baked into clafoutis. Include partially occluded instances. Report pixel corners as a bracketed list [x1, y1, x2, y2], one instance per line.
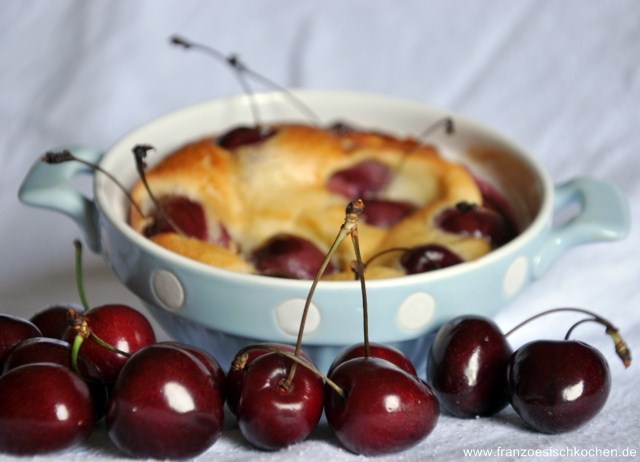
[128, 122, 517, 280]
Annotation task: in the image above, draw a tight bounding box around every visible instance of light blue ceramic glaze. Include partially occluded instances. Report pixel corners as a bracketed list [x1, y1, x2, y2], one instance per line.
[18, 91, 631, 373]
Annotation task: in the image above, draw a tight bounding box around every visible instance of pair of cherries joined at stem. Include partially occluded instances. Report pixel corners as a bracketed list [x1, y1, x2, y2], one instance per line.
[426, 309, 631, 434]
[226, 199, 440, 455]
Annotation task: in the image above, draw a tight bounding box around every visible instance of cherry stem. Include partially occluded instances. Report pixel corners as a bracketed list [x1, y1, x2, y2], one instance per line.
[67, 310, 131, 379]
[88, 332, 132, 358]
[132, 145, 188, 238]
[283, 199, 365, 387]
[360, 246, 412, 274]
[267, 347, 344, 398]
[505, 307, 632, 368]
[73, 240, 90, 312]
[41, 150, 144, 217]
[564, 317, 599, 340]
[350, 226, 370, 357]
[391, 116, 455, 187]
[170, 35, 321, 126]
[417, 116, 454, 140]
[70, 333, 84, 375]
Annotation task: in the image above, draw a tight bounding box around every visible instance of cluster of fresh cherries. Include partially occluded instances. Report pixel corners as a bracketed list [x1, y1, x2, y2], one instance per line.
[0, 200, 632, 458]
[0, 241, 224, 458]
[427, 308, 630, 434]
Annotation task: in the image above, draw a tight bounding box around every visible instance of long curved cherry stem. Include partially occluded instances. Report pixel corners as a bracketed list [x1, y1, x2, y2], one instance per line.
[41, 150, 144, 217]
[132, 145, 189, 238]
[350, 227, 370, 357]
[505, 307, 631, 368]
[170, 35, 321, 126]
[73, 240, 91, 312]
[283, 199, 365, 388]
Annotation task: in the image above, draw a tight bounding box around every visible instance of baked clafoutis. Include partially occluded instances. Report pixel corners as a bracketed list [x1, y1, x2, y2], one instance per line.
[129, 122, 517, 280]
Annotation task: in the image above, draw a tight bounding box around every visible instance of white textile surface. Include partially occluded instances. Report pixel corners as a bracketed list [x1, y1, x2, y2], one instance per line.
[1, 1, 639, 461]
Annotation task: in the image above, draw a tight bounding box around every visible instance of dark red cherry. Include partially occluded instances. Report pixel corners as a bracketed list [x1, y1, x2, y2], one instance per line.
[0, 314, 41, 369]
[106, 343, 224, 459]
[216, 125, 276, 150]
[226, 343, 309, 416]
[436, 201, 513, 247]
[63, 304, 156, 383]
[325, 357, 439, 455]
[507, 340, 611, 433]
[360, 198, 417, 227]
[236, 352, 324, 450]
[0, 363, 95, 455]
[327, 159, 392, 200]
[160, 341, 225, 396]
[2, 337, 109, 420]
[142, 195, 208, 241]
[3, 337, 74, 374]
[251, 234, 336, 279]
[327, 342, 417, 376]
[401, 244, 463, 274]
[29, 304, 80, 339]
[427, 315, 512, 418]
[474, 175, 518, 233]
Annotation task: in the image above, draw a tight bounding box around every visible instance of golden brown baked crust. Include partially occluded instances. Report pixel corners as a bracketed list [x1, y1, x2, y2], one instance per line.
[129, 123, 490, 279]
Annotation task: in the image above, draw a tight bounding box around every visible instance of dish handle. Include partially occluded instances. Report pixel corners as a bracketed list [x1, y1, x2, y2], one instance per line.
[532, 177, 630, 278]
[18, 146, 103, 253]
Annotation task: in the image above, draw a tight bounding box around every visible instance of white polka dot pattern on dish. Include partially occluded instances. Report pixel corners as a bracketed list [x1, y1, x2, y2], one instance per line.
[503, 256, 529, 297]
[275, 298, 321, 336]
[152, 269, 185, 310]
[396, 292, 436, 331]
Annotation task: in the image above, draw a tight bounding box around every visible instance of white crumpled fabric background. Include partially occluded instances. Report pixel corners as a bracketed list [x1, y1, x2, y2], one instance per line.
[1, 1, 639, 461]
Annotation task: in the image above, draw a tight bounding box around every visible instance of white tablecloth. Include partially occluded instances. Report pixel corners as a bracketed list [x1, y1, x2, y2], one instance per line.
[1, 1, 638, 461]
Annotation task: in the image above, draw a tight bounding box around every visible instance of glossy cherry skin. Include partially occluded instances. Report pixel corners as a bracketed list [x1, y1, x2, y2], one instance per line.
[436, 201, 514, 248]
[29, 304, 80, 339]
[400, 244, 463, 274]
[226, 343, 310, 416]
[2, 336, 111, 420]
[0, 363, 95, 455]
[326, 159, 391, 200]
[506, 340, 611, 433]
[3, 337, 72, 373]
[325, 357, 439, 456]
[0, 314, 41, 368]
[360, 198, 417, 227]
[106, 343, 224, 459]
[63, 304, 156, 383]
[427, 315, 512, 418]
[236, 351, 324, 450]
[160, 341, 225, 398]
[327, 342, 417, 376]
[251, 234, 336, 280]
